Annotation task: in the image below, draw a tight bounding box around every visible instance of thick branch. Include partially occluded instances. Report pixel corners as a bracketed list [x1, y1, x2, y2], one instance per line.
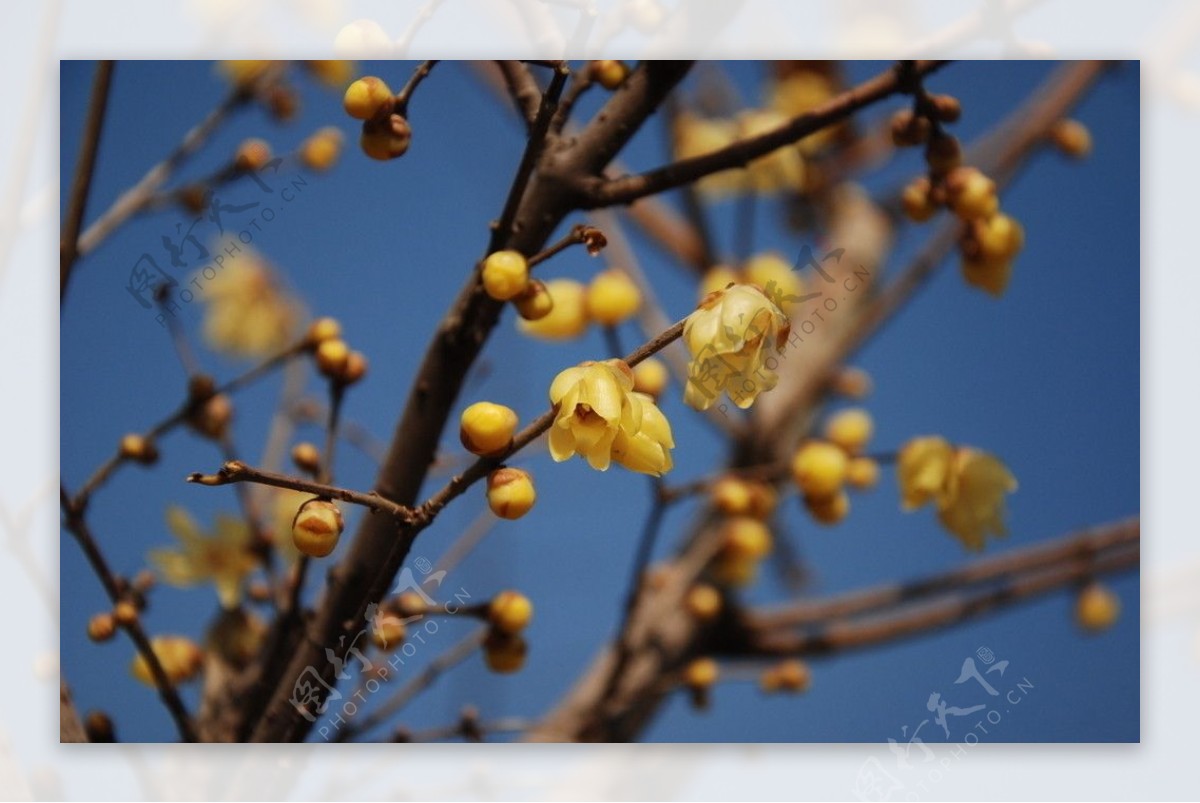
[584, 61, 949, 207]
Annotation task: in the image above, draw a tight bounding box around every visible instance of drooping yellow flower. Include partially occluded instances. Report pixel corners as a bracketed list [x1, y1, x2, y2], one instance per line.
[150, 507, 259, 609]
[897, 436, 955, 510]
[898, 438, 1018, 550]
[200, 242, 303, 359]
[683, 284, 790, 411]
[548, 360, 673, 475]
[936, 448, 1018, 550]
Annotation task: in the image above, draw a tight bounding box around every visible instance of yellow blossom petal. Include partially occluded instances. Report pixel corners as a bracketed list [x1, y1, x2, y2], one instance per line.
[897, 436, 954, 510]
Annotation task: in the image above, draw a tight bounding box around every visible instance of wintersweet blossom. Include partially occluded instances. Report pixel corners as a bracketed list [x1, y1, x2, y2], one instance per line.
[682, 284, 790, 411]
[548, 360, 674, 475]
[150, 507, 259, 609]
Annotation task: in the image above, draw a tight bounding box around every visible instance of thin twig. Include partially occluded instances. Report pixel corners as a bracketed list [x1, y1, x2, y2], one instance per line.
[394, 60, 439, 115]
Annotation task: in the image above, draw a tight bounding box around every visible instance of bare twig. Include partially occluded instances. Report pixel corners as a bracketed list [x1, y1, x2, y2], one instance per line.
[60, 60, 114, 303]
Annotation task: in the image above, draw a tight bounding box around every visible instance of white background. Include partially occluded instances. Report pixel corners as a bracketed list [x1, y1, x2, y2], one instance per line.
[6, 0, 1190, 799]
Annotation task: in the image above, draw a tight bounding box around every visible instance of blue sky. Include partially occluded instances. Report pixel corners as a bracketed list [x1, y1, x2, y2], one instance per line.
[60, 60, 1139, 743]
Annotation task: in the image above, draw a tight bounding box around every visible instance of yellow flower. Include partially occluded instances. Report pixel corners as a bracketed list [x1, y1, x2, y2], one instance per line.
[611, 391, 675, 476]
[683, 284, 790, 411]
[936, 448, 1018, 550]
[548, 360, 674, 475]
[897, 436, 954, 510]
[200, 242, 302, 359]
[517, 278, 589, 340]
[150, 507, 259, 609]
[131, 636, 204, 686]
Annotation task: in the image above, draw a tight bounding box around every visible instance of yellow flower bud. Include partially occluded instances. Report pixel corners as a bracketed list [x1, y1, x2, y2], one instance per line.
[711, 476, 754, 516]
[341, 351, 369, 385]
[961, 255, 1013, 298]
[762, 659, 811, 693]
[88, 612, 117, 643]
[460, 402, 519, 456]
[846, 456, 880, 490]
[396, 591, 428, 619]
[360, 113, 411, 160]
[791, 441, 848, 497]
[685, 584, 722, 622]
[699, 266, 739, 299]
[113, 600, 139, 627]
[189, 393, 233, 440]
[592, 60, 629, 90]
[119, 433, 158, 465]
[299, 126, 344, 171]
[632, 358, 669, 400]
[131, 636, 203, 686]
[831, 366, 872, 399]
[931, 94, 962, 123]
[234, 138, 272, 172]
[970, 213, 1025, 263]
[745, 481, 778, 519]
[519, 278, 589, 340]
[683, 657, 719, 690]
[1050, 118, 1092, 158]
[481, 250, 530, 301]
[720, 517, 773, 561]
[805, 489, 850, 525]
[291, 442, 321, 475]
[744, 252, 804, 309]
[901, 176, 939, 222]
[307, 316, 342, 345]
[489, 590, 534, 635]
[343, 76, 393, 120]
[486, 467, 536, 520]
[586, 269, 642, 325]
[513, 279, 554, 321]
[890, 109, 932, 147]
[483, 632, 527, 673]
[825, 408, 874, 454]
[370, 616, 406, 651]
[291, 498, 344, 558]
[315, 338, 350, 378]
[1076, 581, 1120, 632]
[945, 167, 998, 221]
[84, 710, 116, 742]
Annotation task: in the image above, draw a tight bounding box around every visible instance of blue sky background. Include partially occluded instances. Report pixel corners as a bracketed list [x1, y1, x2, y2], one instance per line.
[60, 60, 1139, 744]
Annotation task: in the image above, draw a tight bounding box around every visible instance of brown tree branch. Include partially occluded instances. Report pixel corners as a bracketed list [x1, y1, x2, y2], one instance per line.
[60, 59, 114, 304]
[582, 60, 949, 207]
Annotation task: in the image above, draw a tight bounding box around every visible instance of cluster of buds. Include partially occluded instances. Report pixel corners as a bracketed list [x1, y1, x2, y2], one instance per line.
[307, 317, 368, 386]
[791, 407, 878, 526]
[707, 470, 779, 588]
[343, 76, 412, 161]
[894, 93, 1027, 297]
